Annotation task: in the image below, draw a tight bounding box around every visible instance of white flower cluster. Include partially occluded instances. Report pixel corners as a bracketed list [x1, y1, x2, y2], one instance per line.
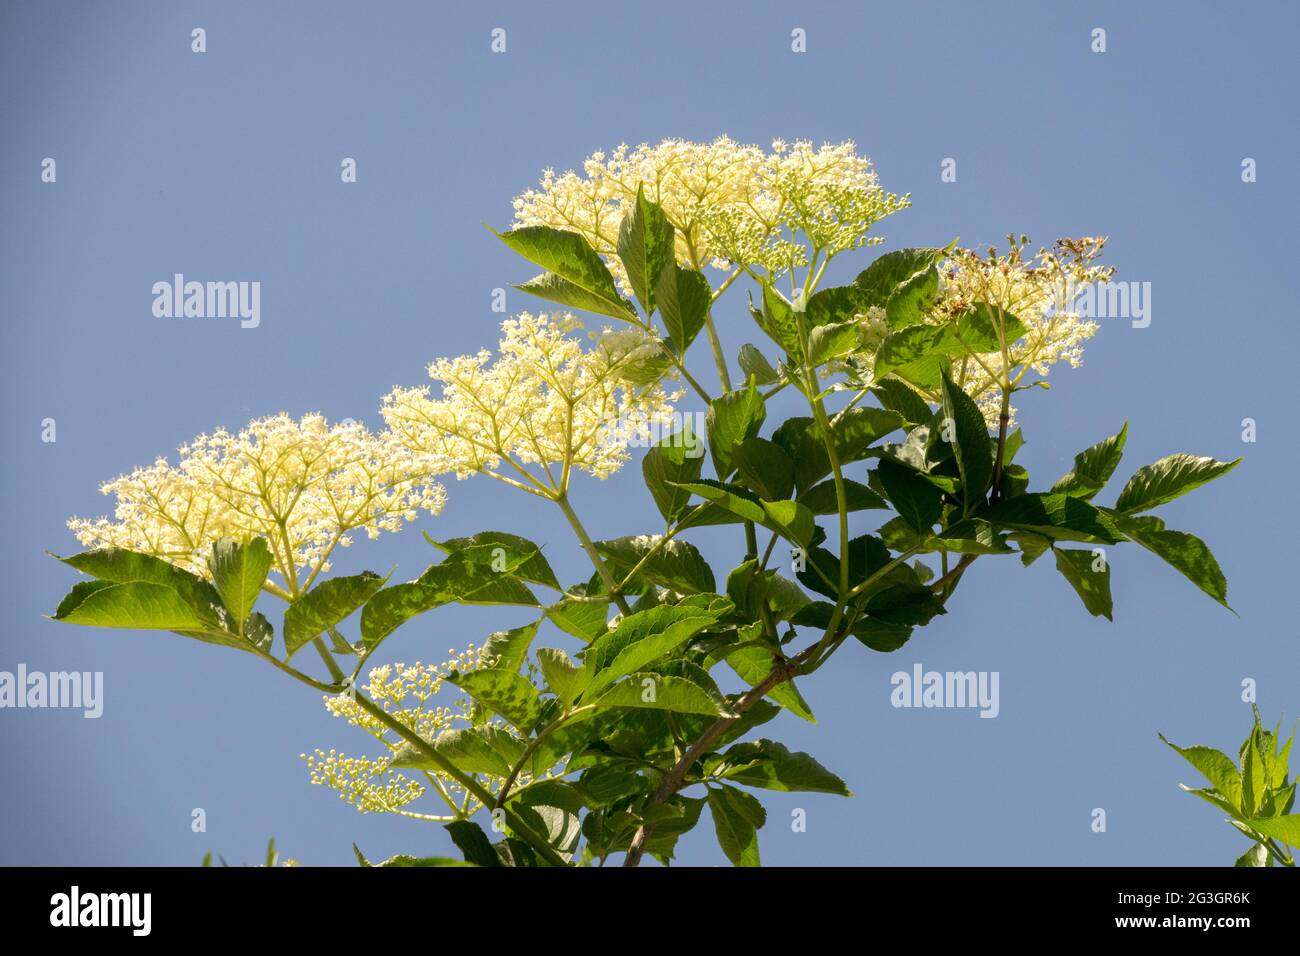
[382, 313, 680, 490]
[67, 413, 445, 589]
[935, 238, 1115, 423]
[512, 137, 909, 282]
[304, 650, 525, 819]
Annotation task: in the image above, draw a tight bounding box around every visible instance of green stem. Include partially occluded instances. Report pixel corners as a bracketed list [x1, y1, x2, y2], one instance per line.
[554, 493, 631, 615]
[350, 693, 568, 867]
[701, 314, 733, 392]
[494, 705, 597, 809]
[312, 637, 346, 684]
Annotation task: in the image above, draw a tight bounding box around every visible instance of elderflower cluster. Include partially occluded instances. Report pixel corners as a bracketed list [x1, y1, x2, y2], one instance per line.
[512, 137, 908, 284]
[304, 649, 526, 819]
[934, 237, 1115, 423]
[702, 139, 910, 272]
[303, 749, 426, 815]
[66, 413, 445, 586]
[382, 313, 680, 490]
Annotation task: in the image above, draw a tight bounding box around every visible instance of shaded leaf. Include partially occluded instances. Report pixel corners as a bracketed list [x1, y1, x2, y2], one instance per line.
[1115, 514, 1231, 610]
[1053, 548, 1113, 620]
[656, 265, 711, 355]
[207, 538, 273, 632]
[708, 786, 762, 867]
[1051, 424, 1128, 501]
[616, 185, 675, 316]
[714, 739, 852, 795]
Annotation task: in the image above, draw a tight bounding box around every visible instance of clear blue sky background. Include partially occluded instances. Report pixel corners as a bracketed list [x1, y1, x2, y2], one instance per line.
[1, 1, 1295, 866]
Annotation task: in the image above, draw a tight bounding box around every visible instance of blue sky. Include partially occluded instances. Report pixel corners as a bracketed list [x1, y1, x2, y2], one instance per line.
[1, 0, 1296, 866]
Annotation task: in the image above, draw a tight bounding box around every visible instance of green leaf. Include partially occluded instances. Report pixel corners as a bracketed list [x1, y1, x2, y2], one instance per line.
[1053, 548, 1113, 621]
[480, 621, 539, 672]
[1243, 731, 1266, 817]
[725, 561, 810, 623]
[625, 795, 706, 863]
[807, 320, 860, 366]
[513, 272, 635, 323]
[444, 821, 502, 868]
[594, 535, 716, 594]
[738, 344, 779, 385]
[875, 459, 943, 534]
[392, 724, 527, 777]
[430, 531, 562, 591]
[933, 518, 1014, 555]
[797, 478, 886, 515]
[939, 367, 994, 508]
[446, 667, 542, 733]
[706, 379, 766, 478]
[936, 523, 1014, 555]
[709, 786, 764, 867]
[999, 463, 1030, 499]
[361, 558, 538, 650]
[1114, 514, 1232, 610]
[953, 303, 1027, 352]
[854, 248, 944, 329]
[508, 780, 585, 858]
[1003, 428, 1025, 463]
[862, 578, 946, 628]
[750, 282, 802, 358]
[56, 548, 224, 624]
[375, 855, 475, 868]
[672, 480, 815, 547]
[616, 185, 675, 317]
[795, 534, 893, 601]
[805, 284, 870, 326]
[1051, 424, 1128, 501]
[1181, 785, 1242, 819]
[206, 538, 272, 632]
[1234, 843, 1270, 867]
[244, 612, 275, 653]
[579, 767, 646, 808]
[1114, 453, 1241, 514]
[771, 409, 904, 493]
[852, 617, 914, 652]
[733, 437, 794, 502]
[982, 493, 1121, 544]
[656, 265, 711, 355]
[871, 379, 933, 426]
[283, 571, 386, 658]
[494, 225, 635, 322]
[546, 591, 610, 642]
[536, 647, 588, 707]
[1248, 815, 1300, 850]
[714, 739, 851, 795]
[581, 603, 720, 697]
[873, 324, 955, 382]
[53, 580, 215, 632]
[1160, 734, 1243, 809]
[641, 426, 706, 523]
[725, 643, 814, 722]
[1275, 726, 1294, 790]
[592, 673, 730, 716]
[53, 582, 126, 621]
